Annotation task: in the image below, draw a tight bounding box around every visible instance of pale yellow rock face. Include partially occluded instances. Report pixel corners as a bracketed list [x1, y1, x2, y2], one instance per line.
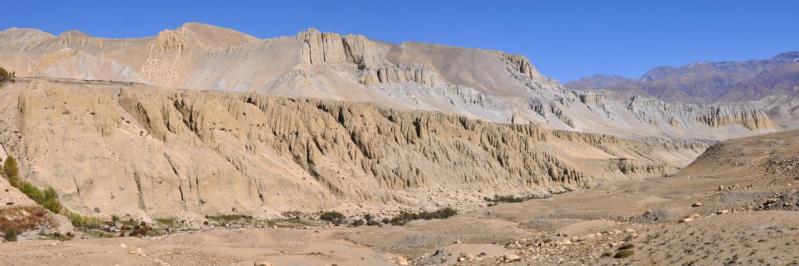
[0, 78, 706, 219]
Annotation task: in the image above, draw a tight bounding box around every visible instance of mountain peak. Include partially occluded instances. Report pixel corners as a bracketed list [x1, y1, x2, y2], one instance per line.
[59, 29, 91, 38]
[773, 51, 799, 62]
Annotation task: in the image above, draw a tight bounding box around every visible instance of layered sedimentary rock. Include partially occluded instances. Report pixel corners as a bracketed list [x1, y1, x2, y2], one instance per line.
[0, 79, 707, 219]
[623, 96, 774, 130]
[0, 23, 776, 140]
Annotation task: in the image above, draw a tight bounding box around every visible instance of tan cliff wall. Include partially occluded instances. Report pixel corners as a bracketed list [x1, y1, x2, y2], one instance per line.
[0, 79, 707, 219]
[623, 96, 774, 131]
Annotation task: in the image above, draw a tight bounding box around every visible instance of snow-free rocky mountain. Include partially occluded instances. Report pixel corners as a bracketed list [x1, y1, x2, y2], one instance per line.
[566, 52, 799, 128]
[0, 22, 783, 219]
[0, 22, 775, 140]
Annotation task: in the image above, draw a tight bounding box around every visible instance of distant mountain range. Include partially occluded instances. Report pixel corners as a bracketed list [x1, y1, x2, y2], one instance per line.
[566, 52, 799, 127]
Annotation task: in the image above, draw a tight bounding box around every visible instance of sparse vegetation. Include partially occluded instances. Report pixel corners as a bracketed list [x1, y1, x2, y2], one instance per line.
[351, 219, 365, 227]
[319, 211, 345, 225]
[614, 249, 634, 258]
[0, 206, 54, 241]
[617, 243, 634, 250]
[389, 207, 458, 226]
[2, 154, 105, 230]
[3, 155, 62, 213]
[206, 214, 253, 224]
[3, 228, 19, 242]
[3, 156, 19, 183]
[63, 209, 104, 229]
[155, 217, 177, 227]
[43, 232, 73, 241]
[0, 67, 14, 84]
[488, 195, 526, 203]
[484, 194, 550, 205]
[363, 213, 380, 226]
[614, 243, 635, 258]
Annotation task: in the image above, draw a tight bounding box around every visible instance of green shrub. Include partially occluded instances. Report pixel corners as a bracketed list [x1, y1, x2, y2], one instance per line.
[14, 180, 61, 213]
[40, 187, 62, 213]
[614, 249, 634, 258]
[389, 207, 458, 225]
[319, 211, 345, 225]
[0, 67, 13, 84]
[3, 155, 19, 181]
[206, 214, 253, 224]
[155, 217, 177, 227]
[351, 219, 365, 227]
[3, 228, 19, 242]
[617, 243, 634, 250]
[45, 232, 73, 241]
[1, 154, 105, 230]
[64, 209, 104, 229]
[4, 156, 61, 213]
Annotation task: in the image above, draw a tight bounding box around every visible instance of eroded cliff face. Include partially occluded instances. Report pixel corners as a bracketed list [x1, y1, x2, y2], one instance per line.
[623, 96, 774, 130]
[0, 24, 777, 140]
[0, 79, 707, 219]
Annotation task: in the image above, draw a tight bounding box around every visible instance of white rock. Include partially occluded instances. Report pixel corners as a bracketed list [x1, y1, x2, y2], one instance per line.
[395, 256, 409, 266]
[503, 253, 521, 262]
[253, 261, 273, 266]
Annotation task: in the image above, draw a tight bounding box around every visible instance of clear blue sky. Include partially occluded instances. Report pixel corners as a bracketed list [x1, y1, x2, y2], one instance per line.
[2, 0, 797, 82]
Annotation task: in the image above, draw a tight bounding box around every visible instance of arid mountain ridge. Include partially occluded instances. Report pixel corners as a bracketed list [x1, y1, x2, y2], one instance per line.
[0, 22, 777, 140]
[0, 22, 788, 220]
[566, 51, 799, 128]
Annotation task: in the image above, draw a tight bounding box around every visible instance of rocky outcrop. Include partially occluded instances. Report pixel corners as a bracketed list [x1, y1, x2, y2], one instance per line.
[696, 106, 774, 130]
[623, 96, 774, 130]
[360, 63, 442, 87]
[154, 29, 187, 51]
[0, 79, 707, 219]
[297, 28, 386, 66]
[501, 53, 539, 80]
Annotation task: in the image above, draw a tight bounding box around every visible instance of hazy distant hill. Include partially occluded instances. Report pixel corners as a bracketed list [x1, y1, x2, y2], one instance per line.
[566, 52, 799, 127]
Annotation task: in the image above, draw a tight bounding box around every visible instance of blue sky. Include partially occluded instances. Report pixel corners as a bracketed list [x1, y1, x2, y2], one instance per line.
[2, 1, 797, 82]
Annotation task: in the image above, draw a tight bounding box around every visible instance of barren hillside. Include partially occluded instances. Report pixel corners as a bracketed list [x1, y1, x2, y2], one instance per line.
[0, 78, 711, 220]
[1, 114, 795, 266]
[0, 23, 776, 139]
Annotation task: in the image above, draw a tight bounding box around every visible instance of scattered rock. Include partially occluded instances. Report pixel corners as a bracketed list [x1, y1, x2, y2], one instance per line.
[253, 261, 272, 266]
[691, 202, 703, 207]
[503, 253, 521, 262]
[395, 256, 409, 266]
